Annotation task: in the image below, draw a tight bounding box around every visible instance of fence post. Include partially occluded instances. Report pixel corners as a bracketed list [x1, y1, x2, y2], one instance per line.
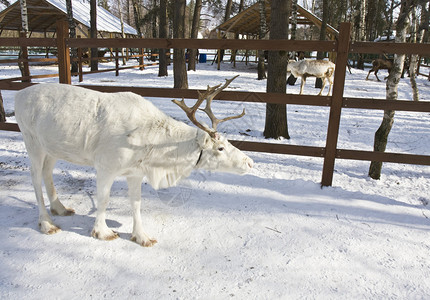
[321, 22, 351, 187]
[115, 48, 119, 76]
[139, 48, 144, 70]
[56, 20, 71, 84]
[19, 31, 30, 82]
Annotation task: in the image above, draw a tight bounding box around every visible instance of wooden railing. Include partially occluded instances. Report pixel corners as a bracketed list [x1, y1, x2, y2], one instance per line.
[1, 21, 430, 187]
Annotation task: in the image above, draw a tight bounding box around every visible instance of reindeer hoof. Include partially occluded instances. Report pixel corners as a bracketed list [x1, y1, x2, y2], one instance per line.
[51, 207, 75, 216]
[131, 235, 158, 247]
[39, 220, 61, 235]
[91, 229, 119, 241]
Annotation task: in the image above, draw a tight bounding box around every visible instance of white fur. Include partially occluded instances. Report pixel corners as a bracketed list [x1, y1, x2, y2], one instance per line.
[287, 59, 335, 96]
[15, 83, 253, 247]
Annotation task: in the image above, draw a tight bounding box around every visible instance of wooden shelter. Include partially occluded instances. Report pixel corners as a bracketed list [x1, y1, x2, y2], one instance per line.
[0, 0, 137, 37]
[216, 0, 338, 40]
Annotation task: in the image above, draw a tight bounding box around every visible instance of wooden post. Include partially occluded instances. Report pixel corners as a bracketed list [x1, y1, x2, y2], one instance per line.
[77, 35, 83, 82]
[321, 22, 351, 187]
[139, 48, 144, 70]
[19, 31, 30, 82]
[115, 48, 119, 76]
[56, 20, 71, 84]
[77, 48, 83, 82]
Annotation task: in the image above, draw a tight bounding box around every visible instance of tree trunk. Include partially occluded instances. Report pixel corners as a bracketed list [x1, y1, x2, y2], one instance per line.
[231, 0, 245, 65]
[315, 0, 328, 88]
[19, 0, 30, 82]
[369, 0, 411, 180]
[219, 0, 233, 63]
[0, 91, 6, 123]
[257, 0, 267, 80]
[356, 0, 367, 69]
[132, 0, 142, 37]
[173, 0, 188, 89]
[90, 0, 98, 71]
[287, 0, 298, 85]
[66, 0, 78, 73]
[158, 0, 168, 77]
[117, 0, 126, 65]
[150, 0, 157, 62]
[263, 0, 290, 140]
[188, 0, 202, 71]
[224, 0, 233, 21]
[409, 5, 419, 101]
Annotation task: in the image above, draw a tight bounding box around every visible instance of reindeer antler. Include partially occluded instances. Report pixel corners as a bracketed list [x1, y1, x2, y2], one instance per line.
[172, 75, 245, 138]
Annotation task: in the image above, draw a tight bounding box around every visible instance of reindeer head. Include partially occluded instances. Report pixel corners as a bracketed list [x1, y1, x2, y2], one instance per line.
[173, 75, 253, 175]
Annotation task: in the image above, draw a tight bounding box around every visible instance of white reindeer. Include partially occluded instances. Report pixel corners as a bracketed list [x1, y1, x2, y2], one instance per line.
[14, 76, 253, 247]
[287, 59, 335, 96]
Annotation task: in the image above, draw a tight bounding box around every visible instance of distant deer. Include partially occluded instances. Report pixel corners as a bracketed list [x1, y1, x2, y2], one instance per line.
[366, 58, 393, 81]
[287, 59, 335, 96]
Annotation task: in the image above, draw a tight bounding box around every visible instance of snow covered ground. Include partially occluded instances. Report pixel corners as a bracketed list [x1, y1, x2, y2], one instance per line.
[1, 59, 429, 299]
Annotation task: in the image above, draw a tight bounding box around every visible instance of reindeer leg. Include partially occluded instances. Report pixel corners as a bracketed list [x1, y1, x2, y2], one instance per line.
[327, 76, 333, 96]
[91, 171, 119, 241]
[318, 77, 327, 96]
[299, 76, 305, 95]
[366, 69, 373, 80]
[25, 142, 61, 235]
[127, 176, 157, 247]
[374, 70, 381, 82]
[43, 155, 75, 216]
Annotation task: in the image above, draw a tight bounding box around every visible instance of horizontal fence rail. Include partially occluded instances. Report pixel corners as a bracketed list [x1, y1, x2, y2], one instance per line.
[0, 21, 429, 186]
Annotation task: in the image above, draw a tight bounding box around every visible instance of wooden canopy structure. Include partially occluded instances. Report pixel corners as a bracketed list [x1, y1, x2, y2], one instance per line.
[216, 0, 338, 41]
[0, 0, 137, 37]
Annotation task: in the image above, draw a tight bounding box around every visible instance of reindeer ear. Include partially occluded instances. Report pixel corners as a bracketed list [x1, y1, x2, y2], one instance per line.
[197, 130, 212, 149]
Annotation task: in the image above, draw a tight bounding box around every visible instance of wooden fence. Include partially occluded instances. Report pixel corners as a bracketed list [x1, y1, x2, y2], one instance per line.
[1, 21, 430, 187]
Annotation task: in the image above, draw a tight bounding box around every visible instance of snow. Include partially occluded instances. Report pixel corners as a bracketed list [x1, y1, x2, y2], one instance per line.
[1, 59, 430, 299]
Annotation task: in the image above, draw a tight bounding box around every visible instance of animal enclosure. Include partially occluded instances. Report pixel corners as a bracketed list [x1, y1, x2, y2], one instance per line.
[0, 22, 429, 186]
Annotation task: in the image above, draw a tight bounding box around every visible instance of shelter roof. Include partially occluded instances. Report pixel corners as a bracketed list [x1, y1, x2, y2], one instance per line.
[216, 0, 338, 40]
[0, 0, 137, 36]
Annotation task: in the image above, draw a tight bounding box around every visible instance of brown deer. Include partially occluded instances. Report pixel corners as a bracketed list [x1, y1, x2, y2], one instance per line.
[366, 59, 393, 81]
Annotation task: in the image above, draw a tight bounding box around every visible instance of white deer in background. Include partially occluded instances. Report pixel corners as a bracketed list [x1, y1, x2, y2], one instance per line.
[14, 76, 253, 247]
[287, 59, 336, 96]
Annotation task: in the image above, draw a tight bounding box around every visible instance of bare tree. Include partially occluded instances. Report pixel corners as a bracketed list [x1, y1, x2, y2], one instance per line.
[0, 92, 5, 123]
[287, 0, 298, 86]
[263, 0, 290, 139]
[117, 0, 126, 65]
[18, 0, 30, 82]
[132, 0, 143, 37]
[66, 0, 78, 73]
[315, 0, 328, 89]
[409, 5, 419, 101]
[230, 0, 245, 65]
[257, 0, 267, 80]
[224, 0, 233, 21]
[90, 0, 98, 71]
[158, 0, 168, 77]
[173, 0, 188, 89]
[355, 0, 367, 69]
[369, 0, 412, 179]
[188, 0, 202, 71]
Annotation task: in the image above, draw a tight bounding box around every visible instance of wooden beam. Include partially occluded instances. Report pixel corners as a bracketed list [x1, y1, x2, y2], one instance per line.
[56, 20, 71, 84]
[321, 22, 351, 187]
